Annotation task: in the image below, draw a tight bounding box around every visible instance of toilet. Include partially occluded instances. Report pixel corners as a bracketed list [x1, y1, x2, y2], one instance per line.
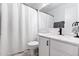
[27, 41, 39, 56]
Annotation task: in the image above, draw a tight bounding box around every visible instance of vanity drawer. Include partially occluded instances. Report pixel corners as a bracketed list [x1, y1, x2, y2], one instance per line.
[50, 39, 79, 56]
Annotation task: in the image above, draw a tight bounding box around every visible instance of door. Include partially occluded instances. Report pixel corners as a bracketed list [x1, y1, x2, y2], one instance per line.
[39, 36, 49, 56]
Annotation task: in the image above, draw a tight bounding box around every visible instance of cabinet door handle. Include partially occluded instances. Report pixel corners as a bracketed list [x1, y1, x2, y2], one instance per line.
[47, 40, 49, 46]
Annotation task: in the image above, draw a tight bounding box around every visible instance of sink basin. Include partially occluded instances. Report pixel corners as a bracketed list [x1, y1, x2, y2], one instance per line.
[63, 35, 74, 38]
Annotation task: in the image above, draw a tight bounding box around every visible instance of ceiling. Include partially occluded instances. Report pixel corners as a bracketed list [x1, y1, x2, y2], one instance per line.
[40, 3, 65, 13]
[23, 3, 44, 10]
[24, 3, 65, 16]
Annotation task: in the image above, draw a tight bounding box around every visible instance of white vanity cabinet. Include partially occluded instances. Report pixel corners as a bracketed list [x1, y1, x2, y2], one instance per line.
[39, 36, 50, 56]
[50, 39, 79, 56]
[39, 36, 79, 56]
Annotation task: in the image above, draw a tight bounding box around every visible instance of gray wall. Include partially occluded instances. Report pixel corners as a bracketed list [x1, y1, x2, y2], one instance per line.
[0, 4, 1, 35]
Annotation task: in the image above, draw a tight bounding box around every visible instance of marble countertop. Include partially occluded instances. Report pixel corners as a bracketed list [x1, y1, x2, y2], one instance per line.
[38, 33, 79, 46]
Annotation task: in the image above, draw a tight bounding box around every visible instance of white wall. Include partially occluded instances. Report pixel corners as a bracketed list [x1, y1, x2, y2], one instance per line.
[64, 4, 77, 34]
[50, 5, 65, 22]
[38, 12, 54, 33]
[48, 3, 78, 35]
[0, 4, 1, 35]
[77, 4, 79, 21]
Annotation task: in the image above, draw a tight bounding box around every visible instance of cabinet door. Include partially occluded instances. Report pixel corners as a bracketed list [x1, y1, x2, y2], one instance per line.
[50, 39, 79, 56]
[39, 37, 49, 56]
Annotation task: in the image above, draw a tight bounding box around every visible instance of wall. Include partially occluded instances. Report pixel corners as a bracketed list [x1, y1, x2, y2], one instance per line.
[64, 4, 77, 34]
[50, 5, 65, 22]
[38, 12, 54, 33]
[48, 3, 78, 35]
[0, 4, 1, 35]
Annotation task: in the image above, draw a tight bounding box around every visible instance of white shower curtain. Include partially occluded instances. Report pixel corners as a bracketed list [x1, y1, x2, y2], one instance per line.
[0, 3, 38, 56]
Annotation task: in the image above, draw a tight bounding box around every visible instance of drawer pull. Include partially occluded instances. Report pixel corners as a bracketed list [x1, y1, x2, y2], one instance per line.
[47, 41, 49, 46]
